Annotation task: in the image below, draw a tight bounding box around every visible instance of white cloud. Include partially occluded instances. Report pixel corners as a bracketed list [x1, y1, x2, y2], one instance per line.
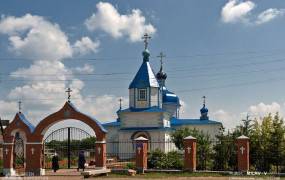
[221, 0, 255, 24]
[80, 95, 128, 122]
[212, 109, 239, 130]
[73, 36, 100, 55]
[256, 8, 285, 25]
[0, 14, 73, 60]
[0, 14, 121, 126]
[248, 102, 281, 117]
[0, 101, 18, 120]
[11, 60, 71, 81]
[85, 2, 156, 42]
[221, 0, 284, 25]
[73, 64, 94, 74]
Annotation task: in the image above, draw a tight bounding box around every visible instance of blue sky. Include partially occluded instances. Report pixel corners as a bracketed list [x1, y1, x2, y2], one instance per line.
[0, 0, 285, 130]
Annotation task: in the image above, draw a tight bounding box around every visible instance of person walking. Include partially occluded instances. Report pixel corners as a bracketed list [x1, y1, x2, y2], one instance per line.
[77, 150, 86, 171]
[52, 152, 59, 173]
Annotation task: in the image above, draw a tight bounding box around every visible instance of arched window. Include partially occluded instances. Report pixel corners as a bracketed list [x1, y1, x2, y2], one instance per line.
[131, 131, 151, 151]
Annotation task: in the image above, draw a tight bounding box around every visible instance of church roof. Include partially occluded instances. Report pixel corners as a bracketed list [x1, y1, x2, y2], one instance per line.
[129, 61, 159, 89]
[64, 101, 107, 133]
[120, 126, 173, 131]
[18, 112, 35, 132]
[162, 87, 180, 105]
[102, 121, 120, 127]
[119, 106, 164, 113]
[170, 117, 222, 126]
[102, 117, 222, 128]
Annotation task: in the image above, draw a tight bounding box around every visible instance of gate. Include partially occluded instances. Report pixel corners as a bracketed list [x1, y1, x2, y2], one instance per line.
[13, 132, 25, 173]
[44, 127, 96, 169]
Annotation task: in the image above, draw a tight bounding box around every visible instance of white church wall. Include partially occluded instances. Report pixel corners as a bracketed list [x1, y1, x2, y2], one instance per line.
[129, 89, 135, 108]
[150, 87, 158, 107]
[174, 124, 221, 140]
[118, 131, 135, 159]
[120, 112, 163, 128]
[163, 103, 177, 117]
[105, 126, 120, 154]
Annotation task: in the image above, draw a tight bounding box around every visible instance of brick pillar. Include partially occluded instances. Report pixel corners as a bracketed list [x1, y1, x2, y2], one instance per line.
[135, 137, 148, 173]
[25, 143, 44, 176]
[95, 141, 106, 169]
[3, 143, 15, 176]
[183, 135, 197, 172]
[236, 135, 249, 172]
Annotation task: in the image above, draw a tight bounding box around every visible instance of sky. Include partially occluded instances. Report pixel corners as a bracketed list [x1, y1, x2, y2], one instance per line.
[1, 0, 285, 131]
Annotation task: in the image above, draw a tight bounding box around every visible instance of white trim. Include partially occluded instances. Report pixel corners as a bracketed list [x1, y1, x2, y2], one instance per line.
[26, 142, 43, 144]
[3, 143, 14, 145]
[95, 141, 106, 144]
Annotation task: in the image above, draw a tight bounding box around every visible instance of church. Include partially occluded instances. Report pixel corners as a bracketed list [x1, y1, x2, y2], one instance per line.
[103, 34, 222, 156]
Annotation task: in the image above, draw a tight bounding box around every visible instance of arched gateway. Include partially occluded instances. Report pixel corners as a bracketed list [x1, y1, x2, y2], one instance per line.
[3, 101, 107, 176]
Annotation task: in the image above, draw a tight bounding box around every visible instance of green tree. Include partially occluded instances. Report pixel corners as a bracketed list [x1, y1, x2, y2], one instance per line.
[269, 113, 285, 172]
[171, 127, 212, 170]
[213, 127, 237, 171]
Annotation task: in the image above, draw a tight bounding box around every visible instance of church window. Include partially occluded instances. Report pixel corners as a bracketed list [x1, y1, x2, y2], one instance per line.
[138, 89, 147, 101]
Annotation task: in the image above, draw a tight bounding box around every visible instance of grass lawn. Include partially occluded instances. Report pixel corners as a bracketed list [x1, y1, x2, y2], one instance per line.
[99, 172, 285, 179]
[101, 172, 225, 178]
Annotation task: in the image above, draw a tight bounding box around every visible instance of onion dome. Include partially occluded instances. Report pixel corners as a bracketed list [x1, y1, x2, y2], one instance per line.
[200, 96, 209, 120]
[200, 104, 208, 114]
[162, 87, 180, 105]
[156, 67, 167, 80]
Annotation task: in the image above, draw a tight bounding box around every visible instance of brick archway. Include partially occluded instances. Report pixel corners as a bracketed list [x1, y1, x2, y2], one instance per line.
[3, 101, 107, 176]
[32, 101, 107, 142]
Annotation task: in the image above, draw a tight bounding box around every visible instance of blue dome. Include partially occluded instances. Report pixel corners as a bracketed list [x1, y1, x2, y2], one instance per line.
[162, 87, 180, 105]
[200, 105, 208, 114]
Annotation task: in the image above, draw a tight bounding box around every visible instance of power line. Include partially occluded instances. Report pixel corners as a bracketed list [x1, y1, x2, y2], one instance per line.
[0, 48, 284, 62]
[1, 56, 285, 78]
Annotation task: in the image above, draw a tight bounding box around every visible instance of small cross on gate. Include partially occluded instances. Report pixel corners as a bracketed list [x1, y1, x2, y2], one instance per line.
[97, 147, 101, 155]
[31, 147, 35, 155]
[66, 88, 72, 102]
[119, 97, 122, 110]
[137, 147, 141, 154]
[18, 100, 22, 113]
[142, 33, 151, 50]
[5, 148, 8, 155]
[240, 146, 245, 155]
[187, 146, 191, 154]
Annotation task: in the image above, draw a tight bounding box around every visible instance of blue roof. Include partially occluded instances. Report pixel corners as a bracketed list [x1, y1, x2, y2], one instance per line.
[120, 126, 173, 131]
[129, 61, 159, 89]
[102, 121, 120, 127]
[18, 112, 35, 133]
[66, 101, 108, 133]
[162, 87, 180, 105]
[119, 106, 164, 113]
[171, 117, 222, 126]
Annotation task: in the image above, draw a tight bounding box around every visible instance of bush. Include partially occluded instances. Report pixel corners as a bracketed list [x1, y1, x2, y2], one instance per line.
[148, 149, 183, 170]
[125, 162, 135, 169]
[166, 151, 183, 169]
[148, 149, 167, 169]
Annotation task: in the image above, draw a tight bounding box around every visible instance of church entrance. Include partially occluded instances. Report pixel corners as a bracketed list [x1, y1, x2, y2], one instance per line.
[43, 127, 96, 169]
[3, 97, 107, 176]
